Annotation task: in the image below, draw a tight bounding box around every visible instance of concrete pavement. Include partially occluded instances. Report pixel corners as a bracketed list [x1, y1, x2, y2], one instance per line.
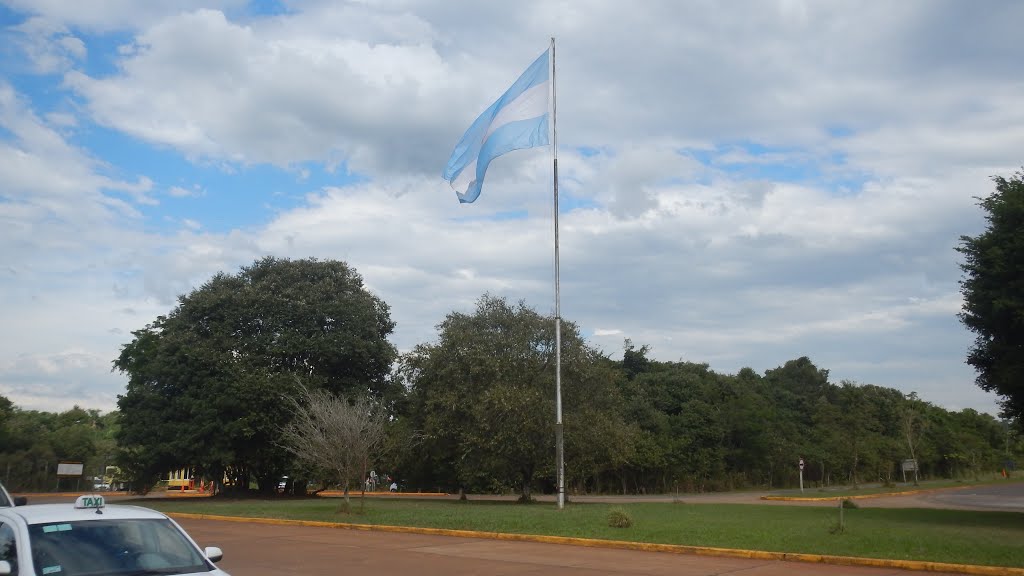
[178, 517, 974, 576]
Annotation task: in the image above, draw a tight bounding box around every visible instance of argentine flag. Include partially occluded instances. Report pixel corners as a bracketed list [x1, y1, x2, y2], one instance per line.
[443, 49, 550, 203]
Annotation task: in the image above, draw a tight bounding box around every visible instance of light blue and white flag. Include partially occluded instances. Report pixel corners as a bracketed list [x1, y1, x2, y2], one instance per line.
[443, 49, 550, 203]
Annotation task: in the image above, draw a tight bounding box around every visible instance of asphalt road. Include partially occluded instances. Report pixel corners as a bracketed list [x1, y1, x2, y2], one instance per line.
[20, 481, 1024, 512]
[15, 483, 1022, 575]
[177, 517, 967, 576]
[912, 482, 1024, 511]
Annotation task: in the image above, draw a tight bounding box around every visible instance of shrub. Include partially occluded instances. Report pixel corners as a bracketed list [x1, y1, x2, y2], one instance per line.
[607, 507, 633, 528]
[841, 498, 859, 509]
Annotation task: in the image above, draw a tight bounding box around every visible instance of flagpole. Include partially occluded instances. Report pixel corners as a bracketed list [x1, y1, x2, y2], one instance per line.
[550, 36, 565, 510]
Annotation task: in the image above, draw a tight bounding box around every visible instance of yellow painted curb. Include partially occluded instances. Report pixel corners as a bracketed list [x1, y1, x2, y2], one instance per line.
[761, 483, 991, 502]
[167, 512, 1023, 575]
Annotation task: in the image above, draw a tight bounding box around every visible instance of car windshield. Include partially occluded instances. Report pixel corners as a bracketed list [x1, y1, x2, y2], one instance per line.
[28, 518, 212, 576]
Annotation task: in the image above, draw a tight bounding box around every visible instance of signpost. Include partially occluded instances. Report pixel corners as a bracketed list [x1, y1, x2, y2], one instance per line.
[901, 459, 918, 484]
[799, 457, 805, 493]
[57, 461, 84, 492]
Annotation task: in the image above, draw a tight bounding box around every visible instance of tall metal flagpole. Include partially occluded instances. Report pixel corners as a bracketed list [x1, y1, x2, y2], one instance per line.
[550, 36, 565, 510]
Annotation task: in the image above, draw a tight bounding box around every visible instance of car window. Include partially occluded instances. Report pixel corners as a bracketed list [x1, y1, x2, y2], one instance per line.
[0, 521, 18, 575]
[28, 518, 212, 576]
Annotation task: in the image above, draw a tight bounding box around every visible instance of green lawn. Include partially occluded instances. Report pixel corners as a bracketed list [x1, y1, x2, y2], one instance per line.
[137, 497, 1024, 568]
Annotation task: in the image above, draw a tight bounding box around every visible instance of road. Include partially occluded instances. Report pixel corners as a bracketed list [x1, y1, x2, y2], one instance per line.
[16, 483, 1022, 575]
[913, 482, 1024, 511]
[21, 482, 1024, 512]
[560, 482, 1024, 512]
[176, 517, 966, 576]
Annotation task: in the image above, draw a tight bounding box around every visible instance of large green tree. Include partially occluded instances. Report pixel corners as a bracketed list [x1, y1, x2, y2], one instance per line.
[958, 170, 1024, 422]
[398, 294, 630, 501]
[113, 257, 397, 492]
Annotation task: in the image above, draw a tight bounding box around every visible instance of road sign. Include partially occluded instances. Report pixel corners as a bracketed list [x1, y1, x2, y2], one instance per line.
[799, 458, 804, 471]
[57, 462, 84, 477]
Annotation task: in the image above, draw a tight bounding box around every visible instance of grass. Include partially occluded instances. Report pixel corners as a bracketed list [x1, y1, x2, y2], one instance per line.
[136, 496, 1024, 568]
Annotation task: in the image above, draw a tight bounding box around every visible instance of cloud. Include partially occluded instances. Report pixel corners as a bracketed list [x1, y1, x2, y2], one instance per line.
[1, 0, 248, 32]
[168, 185, 202, 198]
[63, 8, 459, 173]
[5, 16, 86, 74]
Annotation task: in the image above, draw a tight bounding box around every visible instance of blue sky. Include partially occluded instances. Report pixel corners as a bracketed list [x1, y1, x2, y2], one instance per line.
[1, 0, 1022, 418]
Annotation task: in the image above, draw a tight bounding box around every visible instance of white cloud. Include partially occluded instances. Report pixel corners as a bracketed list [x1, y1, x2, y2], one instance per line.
[168, 185, 202, 198]
[63, 8, 458, 173]
[6, 16, 86, 74]
[1, 0, 247, 32]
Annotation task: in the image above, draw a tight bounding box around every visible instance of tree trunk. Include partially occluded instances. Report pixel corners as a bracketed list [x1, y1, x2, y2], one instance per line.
[519, 468, 532, 502]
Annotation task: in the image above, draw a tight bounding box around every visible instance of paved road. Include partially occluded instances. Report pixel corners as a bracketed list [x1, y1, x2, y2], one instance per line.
[460, 482, 1024, 512]
[911, 482, 1024, 511]
[20, 481, 1024, 512]
[16, 483, 1021, 575]
[177, 517, 966, 576]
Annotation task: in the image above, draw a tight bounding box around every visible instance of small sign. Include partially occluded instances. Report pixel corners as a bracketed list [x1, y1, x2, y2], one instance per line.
[799, 458, 804, 471]
[901, 459, 918, 472]
[57, 462, 84, 477]
[74, 495, 105, 509]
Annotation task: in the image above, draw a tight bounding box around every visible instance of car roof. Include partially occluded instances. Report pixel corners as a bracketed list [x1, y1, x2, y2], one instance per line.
[0, 503, 170, 525]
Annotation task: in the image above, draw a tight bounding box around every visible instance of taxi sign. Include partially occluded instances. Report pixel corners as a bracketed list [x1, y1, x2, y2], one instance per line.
[74, 494, 105, 509]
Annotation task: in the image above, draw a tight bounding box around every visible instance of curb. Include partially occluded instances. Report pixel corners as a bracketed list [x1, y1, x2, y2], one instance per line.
[761, 483, 986, 502]
[167, 512, 1022, 576]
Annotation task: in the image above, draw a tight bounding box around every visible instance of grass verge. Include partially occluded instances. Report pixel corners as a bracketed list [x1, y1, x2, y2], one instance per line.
[137, 497, 1023, 568]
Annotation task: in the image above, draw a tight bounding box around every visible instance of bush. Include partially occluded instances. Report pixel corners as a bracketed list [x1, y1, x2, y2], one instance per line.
[841, 498, 859, 509]
[607, 507, 633, 528]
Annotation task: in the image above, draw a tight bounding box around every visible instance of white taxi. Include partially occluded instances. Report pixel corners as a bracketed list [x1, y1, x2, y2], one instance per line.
[0, 495, 229, 575]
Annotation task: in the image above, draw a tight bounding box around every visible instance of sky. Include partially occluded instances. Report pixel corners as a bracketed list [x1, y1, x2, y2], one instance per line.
[1, 0, 1021, 417]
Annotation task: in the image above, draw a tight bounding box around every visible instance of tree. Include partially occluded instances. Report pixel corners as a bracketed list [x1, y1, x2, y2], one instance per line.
[0, 394, 11, 448]
[399, 294, 630, 501]
[114, 257, 397, 492]
[958, 170, 1024, 422]
[621, 339, 651, 380]
[278, 383, 387, 509]
[902, 393, 927, 484]
[0, 405, 115, 492]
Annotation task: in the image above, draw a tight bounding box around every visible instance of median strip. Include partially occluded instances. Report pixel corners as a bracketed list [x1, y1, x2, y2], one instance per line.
[168, 512, 1023, 576]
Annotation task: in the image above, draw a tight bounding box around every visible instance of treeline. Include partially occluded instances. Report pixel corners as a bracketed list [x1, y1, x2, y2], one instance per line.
[0, 396, 118, 492]
[15, 258, 1020, 497]
[601, 351, 1013, 493]
[391, 302, 1020, 496]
